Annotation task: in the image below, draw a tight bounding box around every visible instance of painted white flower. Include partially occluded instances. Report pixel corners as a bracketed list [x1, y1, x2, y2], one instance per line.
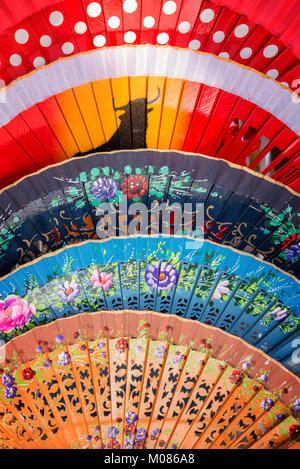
[212, 280, 230, 300]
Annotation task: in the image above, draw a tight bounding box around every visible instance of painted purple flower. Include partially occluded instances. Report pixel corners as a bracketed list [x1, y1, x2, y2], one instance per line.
[4, 385, 17, 399]
[242, 362, 251, 370]
[85, 435, 92, 442]
[97, 341, 106, 349]
[106, 426, 119, 439]
[135, 428, 147, 441]
[170, 444, 177, 449]
[124, 438, 134, 449]
[57, 280, 80, 302]
[286, 242, 300, 261]
[276, 414, 285, 421]
[172, 356, 181, 364]
[259, 374, 269, 382]
[36, 345, 43, 353]
[145, 262, 178, 291]
[56, 335, 64, 343]
[2, 372, 15, 388]
[150, 428, 161, 440]
[125, 411, 138, 425]
[260, 398, 274, 411]
[271, 307, 288, 322]
[91, 177, 119, 201]
[293, 398, 300, 413]
[155, 345, 166, 359]
[42, 359, 52, 369]
[58, 351, 70, 366]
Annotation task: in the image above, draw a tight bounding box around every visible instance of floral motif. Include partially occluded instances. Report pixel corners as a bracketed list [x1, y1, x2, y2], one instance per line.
[2, 372, 17, 399]
[106, 427, 119, 439]
[121, 175, 147, 199]
[229, 370, 244, 384]
[91, 177, 119, 201]
[22, 368, 34, 380]
[150, 428, 161, 440]
[124, 438, 134, 449]
[124, 424, 135, 436]
[125, 411, 138, 425]
[285, 241, 300, 261]
[293, 398, 300, 413]
[135, 428, 147, 441]
[212, 280, 230, 300]
[155, 345, 166, 359]
[4, 386, 17, 399]
[288, 424, 300, 439]
[270, 307, 288, 322]
[2, 372, 14, 388]
[90, 271, 112, 290]
[260, 398, 274, 411]
[107, 440, 120, 449]
[0, 295, 35, 333]
[58, 352, 70, 366]
[57, 280, 80, 302]
[145, 262, 178, 291]
[115, 338, 128, 353]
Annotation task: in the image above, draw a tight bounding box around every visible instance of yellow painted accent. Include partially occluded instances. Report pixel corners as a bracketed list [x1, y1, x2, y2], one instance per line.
[158, 78, 184, 149]
[92, 79, 118, 145]
[73, 82, 106, 149]
[146, 76, 166, 149]
[55, 89, 92, 153]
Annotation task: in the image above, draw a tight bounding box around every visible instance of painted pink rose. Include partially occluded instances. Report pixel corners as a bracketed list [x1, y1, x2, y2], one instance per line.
[90, 271, 112, 291]
[0, 295, 35, 333]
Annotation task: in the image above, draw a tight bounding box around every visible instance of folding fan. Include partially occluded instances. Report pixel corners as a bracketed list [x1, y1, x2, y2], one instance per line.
[0, 235, 299, 376]
[0, 150, 299, 278]
[0, 0, 300, 92]
[0, 310, 299, 449]
[0, 45, 300, 191]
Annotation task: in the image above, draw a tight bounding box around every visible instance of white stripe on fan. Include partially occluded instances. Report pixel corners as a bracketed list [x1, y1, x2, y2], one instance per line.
[0, 45, 299, 135]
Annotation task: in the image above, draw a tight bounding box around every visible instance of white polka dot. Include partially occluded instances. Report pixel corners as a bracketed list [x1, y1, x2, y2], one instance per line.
[234, 24, 249, 38]
[188, 39, 201, 50]
[9, 54, 22, 66]
[213, 31, 225, 43]
[61, 42, 74, 55]
[200, 8, 215, 23]
[14, 29, 29, 44]
[87, 2, 101, 18]
[157, 32, 169, 44]
[33, 56, 46, 68]
[108, 16, 120, 29]
[143, 16, 155, 28]
[49, 11, 64, 26]
[219, 51, 229, 59]
[240, 47, 252, 59]
[280, 81, 289, 87]
[40, 35, 52, 47]
[74, 21, 87, 34]
[93, 35, 106, 47]
[123, 0, 137, 13]
[124, 31, 136, 43]
[163, 1, 177, 15]
[263, 44, 278, 58]
[266, 69, 279, 79]
[178, 21, 190, 33]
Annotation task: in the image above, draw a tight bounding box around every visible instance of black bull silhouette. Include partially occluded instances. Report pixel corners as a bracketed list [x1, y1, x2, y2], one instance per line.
[75, 87, 161, 156]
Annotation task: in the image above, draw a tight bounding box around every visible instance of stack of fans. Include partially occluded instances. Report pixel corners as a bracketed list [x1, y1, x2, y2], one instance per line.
[0, 0, 299, 450]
